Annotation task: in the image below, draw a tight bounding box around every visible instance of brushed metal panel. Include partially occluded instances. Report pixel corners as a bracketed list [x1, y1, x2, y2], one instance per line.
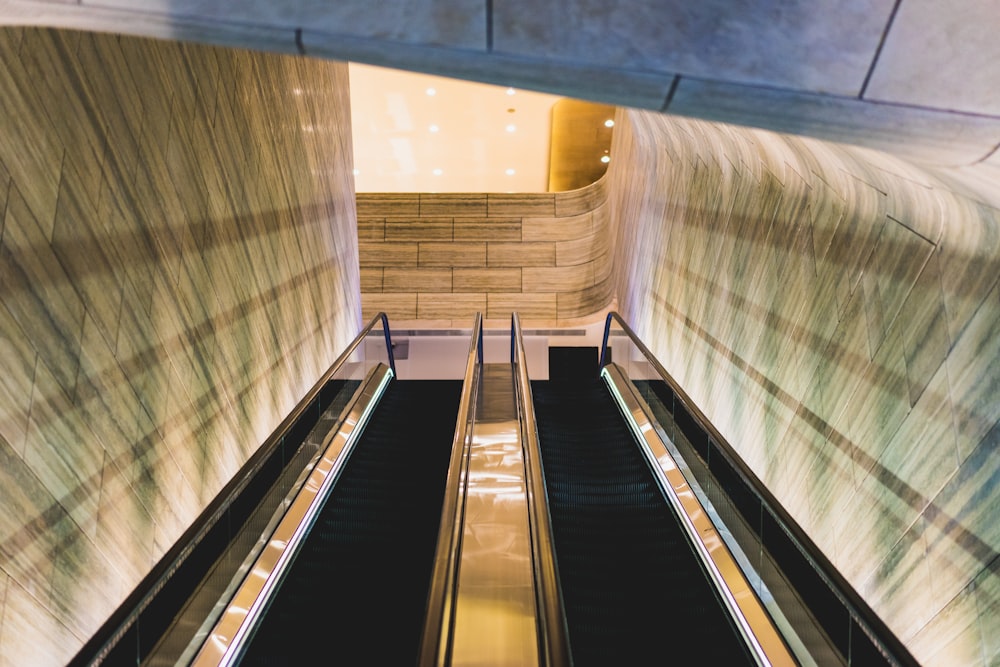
[451, 364, 539, 667]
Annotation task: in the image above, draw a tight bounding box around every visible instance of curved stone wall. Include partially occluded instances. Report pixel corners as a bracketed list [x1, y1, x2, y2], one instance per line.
[0, 29, 360, 665]
[358, 181, 613, 327]
[609, 109, 1000, 666]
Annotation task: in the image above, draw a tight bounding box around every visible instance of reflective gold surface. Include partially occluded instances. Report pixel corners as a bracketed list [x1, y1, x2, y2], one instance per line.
[451, 364, 539, 667]
[420, 315, 484, 667]
[512, 313, 572, 667]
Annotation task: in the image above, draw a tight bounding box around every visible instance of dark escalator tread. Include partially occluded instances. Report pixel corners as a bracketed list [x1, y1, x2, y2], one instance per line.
[532, 378, 754, 666]
[240, 380, 461, 666]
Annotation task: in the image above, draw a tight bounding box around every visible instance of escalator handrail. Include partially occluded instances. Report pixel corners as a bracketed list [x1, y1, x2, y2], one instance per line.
[599, 311, 918, 667]
[419, 313, 484, 666]
[70, 312, 397, 666]
[511, 313, 572, 667]
[191, 363, 394, 666]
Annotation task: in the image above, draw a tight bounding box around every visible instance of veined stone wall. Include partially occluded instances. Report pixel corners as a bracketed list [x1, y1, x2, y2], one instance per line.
[358, 183, 612, 328]
[609, 109, 999, 666]
[0, 29, 360, 665]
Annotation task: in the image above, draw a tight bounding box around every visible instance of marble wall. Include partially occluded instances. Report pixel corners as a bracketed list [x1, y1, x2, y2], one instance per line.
[609, 109, 1000, 665]
[357, 183, 612, 328]
[0, 29, 360, 665]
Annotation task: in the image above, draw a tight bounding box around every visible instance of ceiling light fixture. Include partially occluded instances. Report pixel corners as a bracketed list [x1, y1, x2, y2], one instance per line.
[604, 119, 615, 127]
[426, 87, 436, 96]
[433, 168, 443, 176]
[601, 155, 611, 163]
[506, 124, 517, 133]
[506, 87, 516, 95]
[505, 168, 516, 175]
[429, 124, 440, 133]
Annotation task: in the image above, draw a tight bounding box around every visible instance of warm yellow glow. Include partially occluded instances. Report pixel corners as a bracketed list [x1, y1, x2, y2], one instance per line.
[350, 63, 559, 192]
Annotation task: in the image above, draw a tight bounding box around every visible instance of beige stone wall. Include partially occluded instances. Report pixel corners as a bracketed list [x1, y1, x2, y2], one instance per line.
[0, 29, 360, 665]
[358, 184, 613, 327]
[609, 109, 1000, 666]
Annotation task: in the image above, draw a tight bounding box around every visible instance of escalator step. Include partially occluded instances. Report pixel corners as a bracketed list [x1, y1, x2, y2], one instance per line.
[532, 378, 754, 666]
[240, 380, 461, 666]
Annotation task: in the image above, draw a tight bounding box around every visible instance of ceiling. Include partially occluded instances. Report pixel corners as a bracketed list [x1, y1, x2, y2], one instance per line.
[348, 63, 562, 193]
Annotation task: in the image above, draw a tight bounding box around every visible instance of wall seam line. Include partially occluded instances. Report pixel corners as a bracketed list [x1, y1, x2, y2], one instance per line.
[859, 0, 902, 98]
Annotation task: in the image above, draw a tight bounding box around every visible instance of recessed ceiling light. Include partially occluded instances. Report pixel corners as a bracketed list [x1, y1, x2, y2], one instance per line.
[506, 124, 517, 133]
[353, 169, 360, 176]
[433, 168, 443, 176]
[506, 87, 516, 96]
[604, 119, 615, 128]
[426, 87, 436, 96]
[429, 124, 440, 133]
[601, 155, 611, 164]
[505, 168, 516, 176]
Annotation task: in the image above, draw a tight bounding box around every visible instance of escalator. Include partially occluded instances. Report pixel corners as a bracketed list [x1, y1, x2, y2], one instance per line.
[238, 379, 461, 665]
[79, 313, 907, 667]
[531, 376, 757, 666]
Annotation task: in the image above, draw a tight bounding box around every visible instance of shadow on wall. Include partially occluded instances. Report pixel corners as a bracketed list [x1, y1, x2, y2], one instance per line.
[0, 28, 361, 665]
[608, 108, 1000, 666]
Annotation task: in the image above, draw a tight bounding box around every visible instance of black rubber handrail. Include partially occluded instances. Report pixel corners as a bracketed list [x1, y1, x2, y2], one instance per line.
[599, 311, 919, 667]
[73, 312, 396, 666]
